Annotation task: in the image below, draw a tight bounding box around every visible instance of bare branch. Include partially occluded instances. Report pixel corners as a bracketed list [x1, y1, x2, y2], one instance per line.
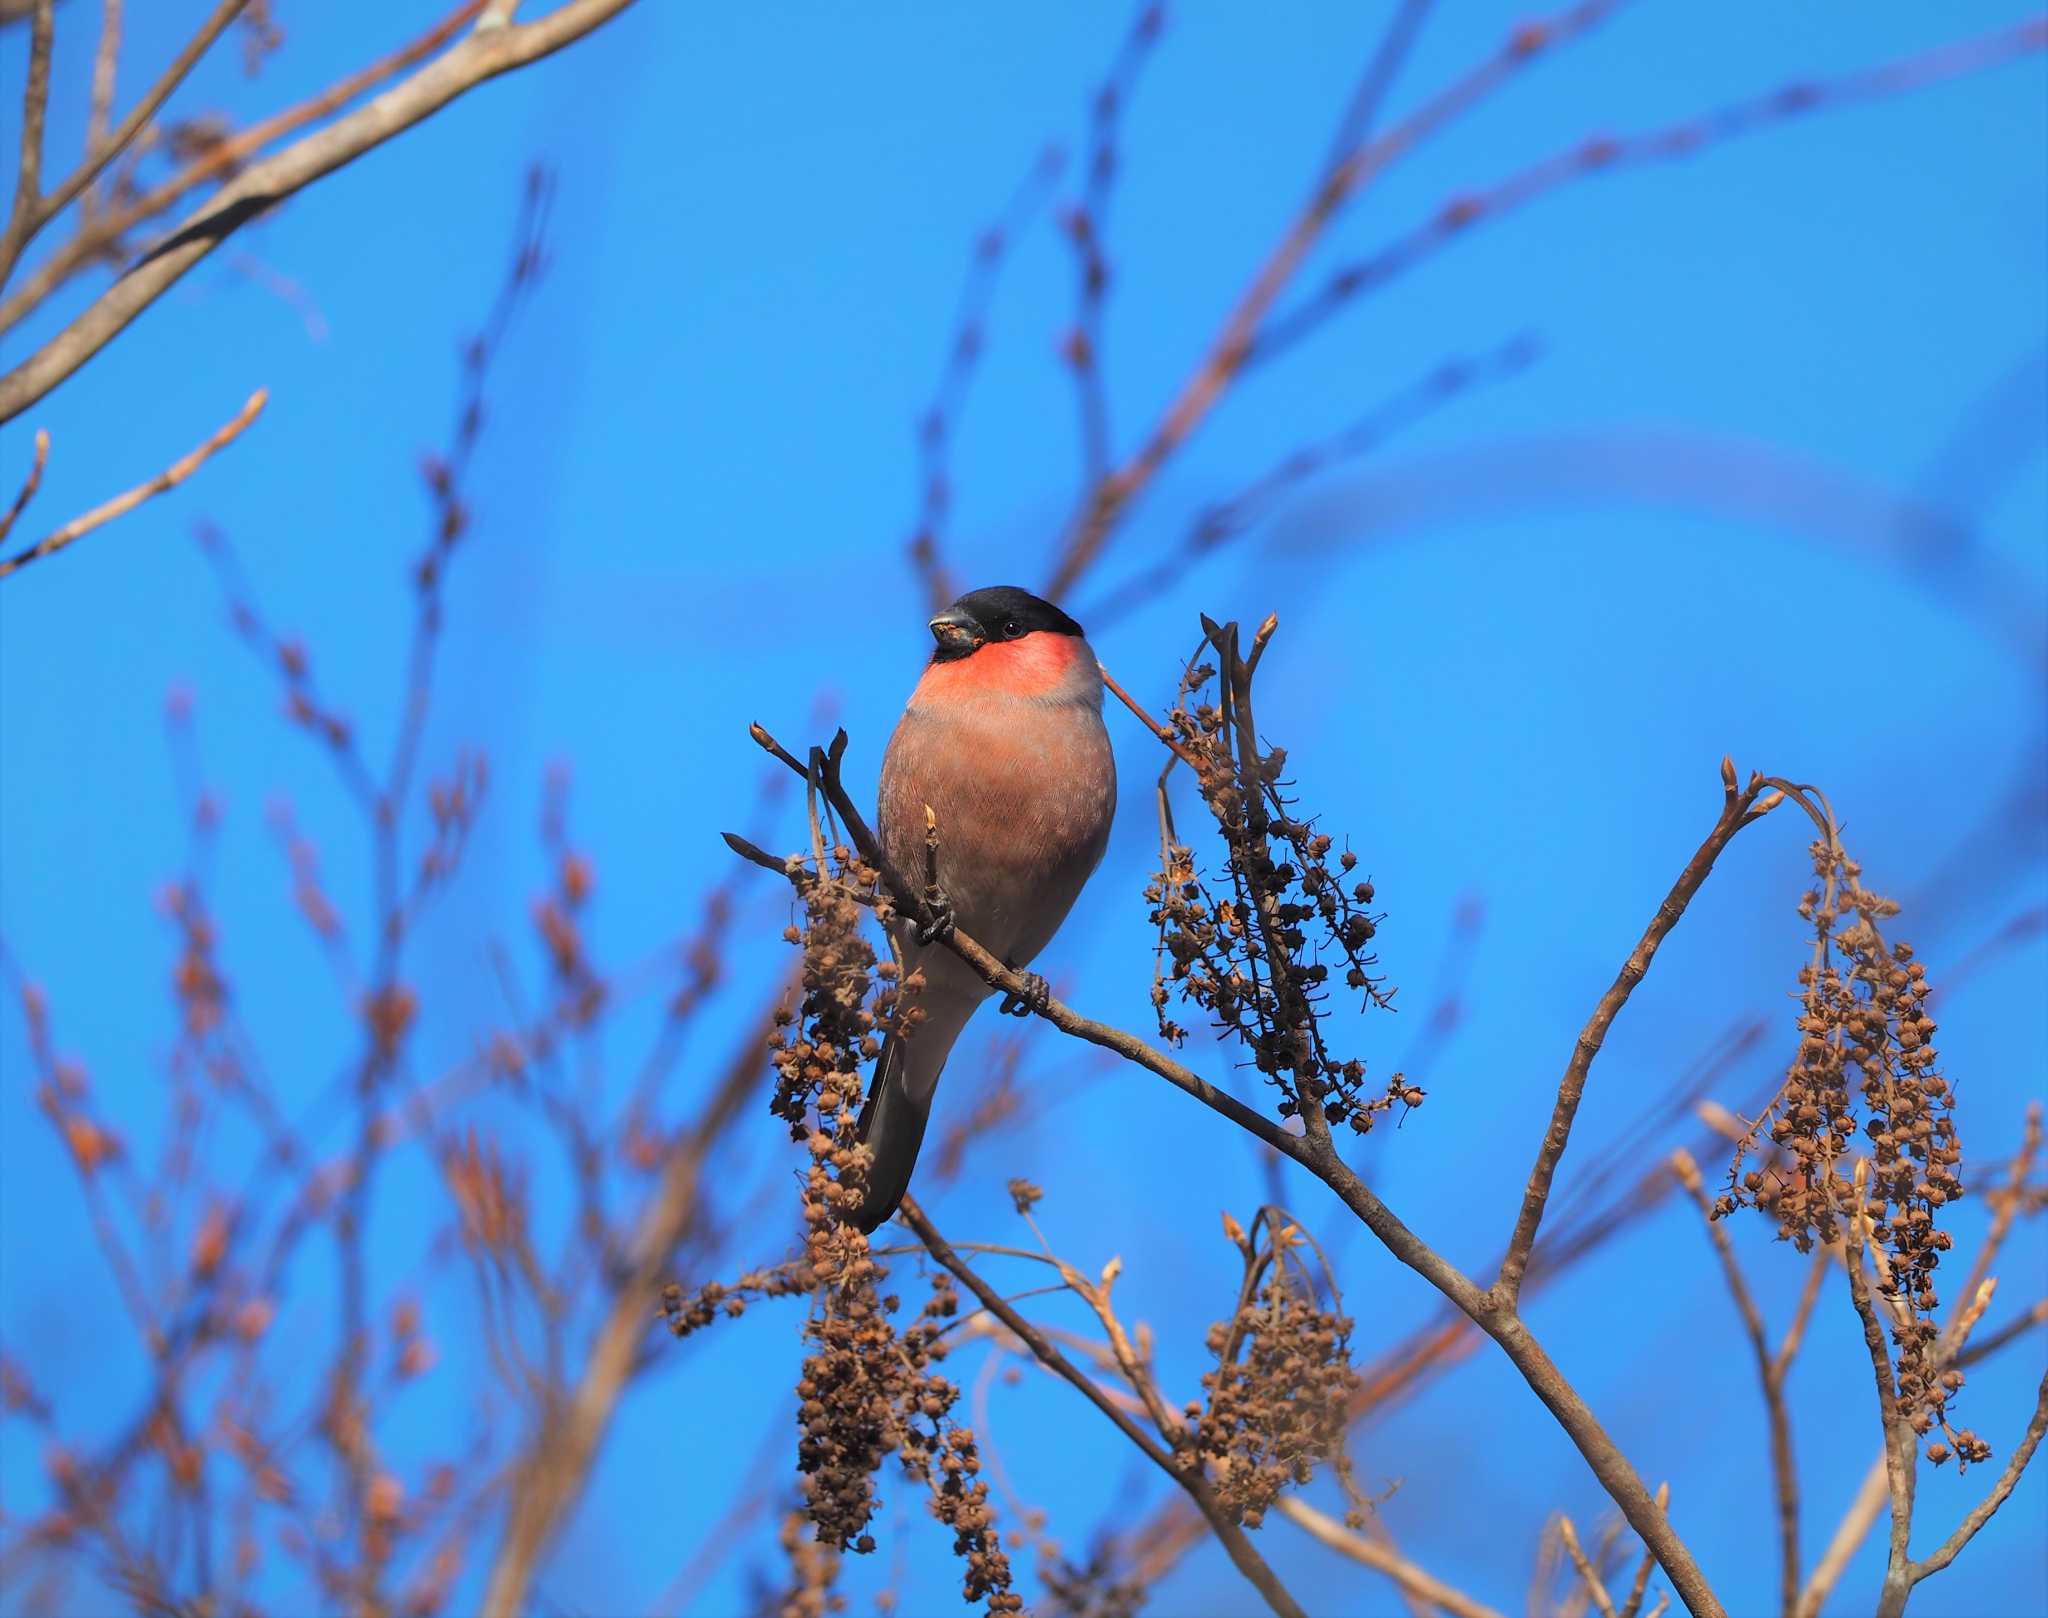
[82, 0, 124, 221]
[1273, 1494, 1505, 1618]
[1671, 1150, 1799, 1617]
[1909, 1368, 2048, 1583]
[897, 1196, 1311, 1618]
[1957, 1300, 2048, 1370]
[0, 0, 637, 421]
[1254, 18, 2048, 370]
[1796, 1454, 1888, 1618]
[903, 142, 1064, 609]
[0, 3, 490, 336]
[1495, 762, 1769, 1307]
[478, 993, 778, 1618]
[1318, 0, 1432, 181]
[1940, 1102, 2041, 1361]
[0, 426, 47, 544]
[1, 0, 54, 281]
[1615, 1483, 1670, 1618]
[1842, 1166, 1918, 1616]
[0, 388, 266, 582]
[1042, 0, 1630, 598]
[27, 0, 249, 245]
[1558, 1515, 1618, 1618]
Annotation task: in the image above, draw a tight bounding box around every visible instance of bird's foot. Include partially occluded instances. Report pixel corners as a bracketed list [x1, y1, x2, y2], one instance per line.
[998, 969, 1050, 1017]
[913, 890, 956, 946]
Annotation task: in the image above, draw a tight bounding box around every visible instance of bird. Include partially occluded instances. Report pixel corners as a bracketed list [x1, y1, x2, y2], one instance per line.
[852, 585, 1118, 1233]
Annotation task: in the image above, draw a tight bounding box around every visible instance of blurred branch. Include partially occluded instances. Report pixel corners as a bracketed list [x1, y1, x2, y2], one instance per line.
[1273, 1494, 1504, 1618]
[1670, 1150, 1800, 1618]
[1057, 3, 1164, 498]
[479, 992, 780, 1618]
[0, 388, 266, 582]
[1042, 0, 1628, 599]
[0, 0, 635, 420]
[1319, 0, 1431, 181]
[1085, 333, 1537, 628]
[904, 143, 1065, 610]
[0, 3, 489, 334]
[0, 0, 54, 287]
[81, 0, 124, 223]
[1254, 17, 2048, 368]
[0, 0, 248, 287]
[1558, 1515, 1618, 1618]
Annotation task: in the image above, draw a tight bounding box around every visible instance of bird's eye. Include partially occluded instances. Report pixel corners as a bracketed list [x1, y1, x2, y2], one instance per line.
[1002, 619, 1022, 639]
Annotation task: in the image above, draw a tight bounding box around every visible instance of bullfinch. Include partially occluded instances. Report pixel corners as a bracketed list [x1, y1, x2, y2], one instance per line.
[853, 586, 1118, 1232]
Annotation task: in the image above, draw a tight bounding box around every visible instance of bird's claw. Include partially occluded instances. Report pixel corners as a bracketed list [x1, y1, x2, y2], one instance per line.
[914, 891, 956, 947]
[998, 970, 1050, 1017]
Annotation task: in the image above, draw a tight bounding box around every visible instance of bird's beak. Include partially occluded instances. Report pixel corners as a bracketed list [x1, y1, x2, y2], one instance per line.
[928, 609, 985, 659]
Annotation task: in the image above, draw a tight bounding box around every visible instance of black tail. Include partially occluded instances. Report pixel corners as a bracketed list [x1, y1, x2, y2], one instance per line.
[851, 1033, 933, 1234]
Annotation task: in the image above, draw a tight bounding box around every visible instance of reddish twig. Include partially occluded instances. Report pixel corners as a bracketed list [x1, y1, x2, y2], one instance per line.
[1042, 0, 1631, 599]
[1058, 3, 1164, 498]
[904, 143, 1065, 610]
[1255, 18, 2048, 369]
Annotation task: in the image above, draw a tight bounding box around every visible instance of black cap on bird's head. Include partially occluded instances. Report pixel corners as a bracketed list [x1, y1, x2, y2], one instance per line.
[927, 586, 1084, 661]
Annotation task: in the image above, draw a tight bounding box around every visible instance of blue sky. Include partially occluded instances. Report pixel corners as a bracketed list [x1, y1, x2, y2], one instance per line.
[3, 4, 2045, 1615]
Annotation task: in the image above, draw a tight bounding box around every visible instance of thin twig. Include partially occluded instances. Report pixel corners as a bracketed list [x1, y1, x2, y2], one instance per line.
[1319, 0, 1433, 181]
[1098, 659, 1201, 767]
[0, 0, 636, 421]
[1255, 18, 2048, 370]
[32, 0, 250, 238]
[1772, 1247, 1831, 1380]
[1495, 760, 1771, 1308]
[1908, 1368, 2048, 1582]
[897, 1196, 1310, 1618]
[1273, 1494, 1505, 1618]
[1042, 0, 1629, 598]
[1, 0, 55, 284]
[1616, 1483, 1670, 1618]
[1558, 1515, 1618, 1618]
[1843, 1163, 1917, 1618]
[82, 0, 125, 222]
[478, 995, 778, 1618]
[0, 3, 489, 337]
[0, 426, 48, 544]
[1796, 1454, 1888, 1618]
[1671, 1150, 1798, 1617]
[0, 389, 267, 582]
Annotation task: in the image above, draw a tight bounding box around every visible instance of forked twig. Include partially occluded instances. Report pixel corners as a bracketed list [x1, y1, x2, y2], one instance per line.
[0, 389, 267, 582]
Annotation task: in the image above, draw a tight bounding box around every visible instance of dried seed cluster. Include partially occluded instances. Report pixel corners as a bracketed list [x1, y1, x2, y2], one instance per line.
[659, 1261, 812, 1341]
[1720, 838, 1979, 1462]
[1145, 654, 1412, 1134]
[1040, 1546, 1147, 1618]
[1185, 1211, 1359, 1526]
[759, 839, 1018, 1612]
[795, 1270, 1020, 1613]
[765, 1508, 846, 1618]
[766, 844, 903, 1151]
